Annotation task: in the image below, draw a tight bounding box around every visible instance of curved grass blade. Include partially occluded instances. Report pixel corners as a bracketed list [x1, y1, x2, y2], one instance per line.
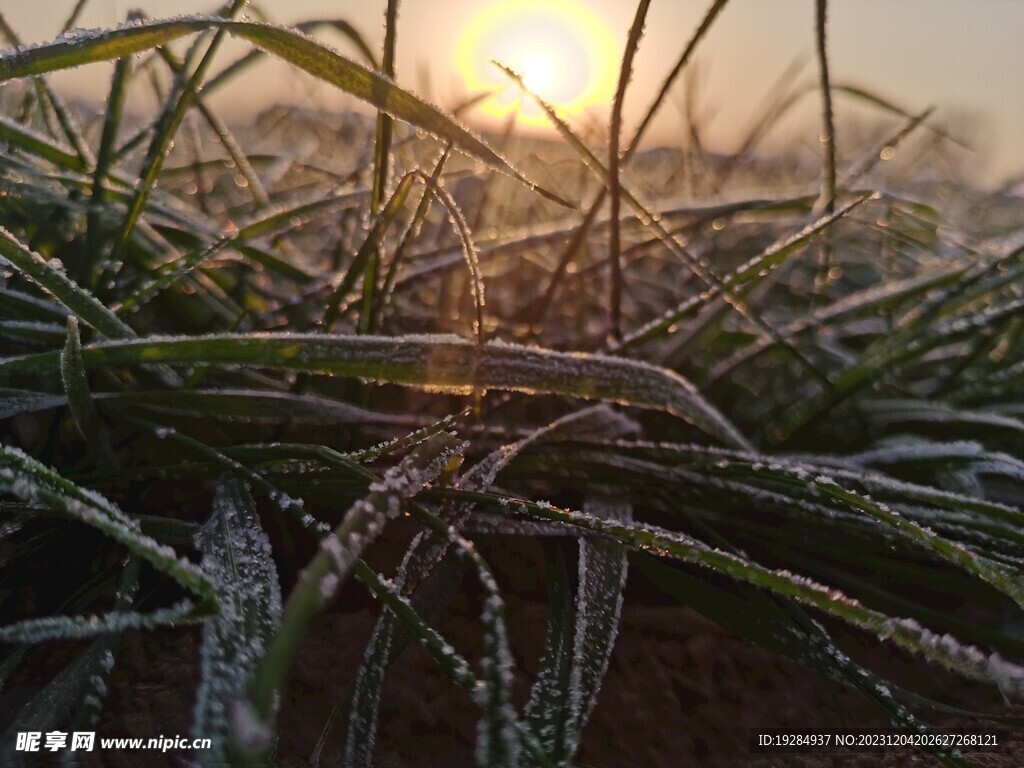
[377, 145, 450, 322]
[562, 497, 630, 762]
[419, 173, 486, 344]
[0, 13, 93, 169]
[192, 476, 283, 766]
[245, 431, 463, 741]
[0, 445, 217, 641]
[0, 18, 213, 81]
[0, 17, 571, 207]
[348, 557, 555, 768]
[0, 227, 135, 339]
[340, 406, 627, 765]
[324, 173, 415, 332]
[0, 332, 749, 449]
[469, 491, 1024, 699]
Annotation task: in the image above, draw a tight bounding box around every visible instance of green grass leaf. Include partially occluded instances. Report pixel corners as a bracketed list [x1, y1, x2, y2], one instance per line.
[0, 332, 749, 449]
[193, 476, 283, 765]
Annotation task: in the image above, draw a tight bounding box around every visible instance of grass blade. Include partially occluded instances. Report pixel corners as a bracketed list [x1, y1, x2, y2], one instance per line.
[607, 0, 652, 342]
[60, 316, 116, 471]
[0, 446, 217, 641]
[562, 497, 630, 761]
[193, 476, 283, 765]
[0, 227, 135, 339]
[0, 332, 749, 449]
[245, 431, 463, 743]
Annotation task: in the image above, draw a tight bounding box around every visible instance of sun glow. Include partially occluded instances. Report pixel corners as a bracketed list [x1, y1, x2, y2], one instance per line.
[455, 0, 617, 126]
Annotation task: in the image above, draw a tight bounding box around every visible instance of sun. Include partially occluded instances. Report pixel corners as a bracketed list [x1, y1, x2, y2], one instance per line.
[455, 0, 618, 126]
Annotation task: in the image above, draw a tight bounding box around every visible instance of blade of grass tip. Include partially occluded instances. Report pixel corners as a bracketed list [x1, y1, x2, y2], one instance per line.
[377, 145, 451, 323]
[418, 172, 486, 346]
[323, 172, 415, 333]
[536, 0, 731, 322]
[812, 0, 837, 305]
[363, 0, 400, 335]
[0, 227, 135, 340]
[243, 432, 463, 750]
[608, 0, 652, 343]
[107, 1, 249, 275]
[61, 316, 117, 472]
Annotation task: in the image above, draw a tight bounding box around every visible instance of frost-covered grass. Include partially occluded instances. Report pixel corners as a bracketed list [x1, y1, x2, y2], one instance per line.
[1, 1, 1023, 766]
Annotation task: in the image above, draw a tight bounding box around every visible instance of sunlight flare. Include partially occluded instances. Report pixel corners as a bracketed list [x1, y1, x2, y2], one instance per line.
[455, 0, 617, 125]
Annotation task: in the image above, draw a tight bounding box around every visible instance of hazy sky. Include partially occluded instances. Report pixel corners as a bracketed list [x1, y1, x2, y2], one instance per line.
[5, 1, 1022, 183]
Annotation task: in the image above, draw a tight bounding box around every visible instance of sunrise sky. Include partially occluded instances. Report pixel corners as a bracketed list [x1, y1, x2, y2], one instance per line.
[5, 0, 1023, 183]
